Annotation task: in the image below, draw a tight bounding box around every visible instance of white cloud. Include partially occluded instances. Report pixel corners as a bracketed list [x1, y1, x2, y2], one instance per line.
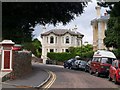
[33, 1, 108, 44]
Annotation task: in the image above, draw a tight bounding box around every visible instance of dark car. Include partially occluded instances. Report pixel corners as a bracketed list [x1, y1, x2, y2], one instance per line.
[46, 59, 53, 64]
[63, 58, 76, 69]
[84, 60, 91, 72]
[78, 61, 87, 70]
[71, 60, 81, 69]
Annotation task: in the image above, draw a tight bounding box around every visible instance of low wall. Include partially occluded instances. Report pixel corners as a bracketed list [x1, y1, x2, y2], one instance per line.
[4, 51, 32, 80]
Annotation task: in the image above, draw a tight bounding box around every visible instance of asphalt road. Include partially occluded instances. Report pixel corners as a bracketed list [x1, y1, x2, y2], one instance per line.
[37, 63, 120, 89]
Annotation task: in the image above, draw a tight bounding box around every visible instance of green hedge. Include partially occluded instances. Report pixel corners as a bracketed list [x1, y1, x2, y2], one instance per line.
[47, 51, 94, 62]
[47, 52, 76, 62]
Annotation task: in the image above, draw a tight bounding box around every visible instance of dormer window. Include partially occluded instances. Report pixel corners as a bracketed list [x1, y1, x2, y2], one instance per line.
[50, 36, 54, 43]
[66, 36, 69, 44]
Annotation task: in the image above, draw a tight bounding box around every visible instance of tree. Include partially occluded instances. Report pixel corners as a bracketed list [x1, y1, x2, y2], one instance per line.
[104, 17, 118, 48]
[98, 2, 120, 48]
[2, 2, 88, 43]
[23, 38, 42, 57]
[32, 38, 42, 57]
[69, 44, 94, 59]
[97, 2, 117, 14]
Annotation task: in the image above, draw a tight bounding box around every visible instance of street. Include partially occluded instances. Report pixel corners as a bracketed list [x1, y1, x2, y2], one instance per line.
[2, 63, 120, 89]
[36, 63, 120, 88]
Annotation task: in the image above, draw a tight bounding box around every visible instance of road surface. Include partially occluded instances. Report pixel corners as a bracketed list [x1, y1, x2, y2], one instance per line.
[36, 63, 120, 89]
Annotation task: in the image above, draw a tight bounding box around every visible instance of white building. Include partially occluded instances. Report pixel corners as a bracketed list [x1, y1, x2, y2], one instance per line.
[41, 29, 84, 64]
[91, 5, 109, 51]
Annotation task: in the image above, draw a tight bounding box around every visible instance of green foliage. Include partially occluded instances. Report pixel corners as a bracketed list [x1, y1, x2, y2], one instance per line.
[47, 52, 75, 62]
[104, 18, 118, 48]
[2, 2, 87, 43]
[22, 38, 42, 57]
[112, 49, 120, 59]
[104, 2, 120, 49]
[69, 44, 94, 58]
[47, 44, 94, 62]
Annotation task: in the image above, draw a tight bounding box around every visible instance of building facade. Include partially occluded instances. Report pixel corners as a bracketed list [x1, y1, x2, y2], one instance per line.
[91, 5, 109, 51]
[41, 29, 84, 64]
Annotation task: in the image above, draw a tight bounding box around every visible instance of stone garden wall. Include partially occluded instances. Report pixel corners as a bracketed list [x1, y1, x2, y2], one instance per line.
[4, 51, 32, 80]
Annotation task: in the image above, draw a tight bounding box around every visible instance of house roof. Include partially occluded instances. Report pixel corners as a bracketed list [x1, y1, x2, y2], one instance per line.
[91, 15, 109, 25]
[41, 29, 84, 38]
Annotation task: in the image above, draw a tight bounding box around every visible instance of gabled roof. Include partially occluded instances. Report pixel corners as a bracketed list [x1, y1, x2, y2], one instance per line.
[41, 29, 84, 38]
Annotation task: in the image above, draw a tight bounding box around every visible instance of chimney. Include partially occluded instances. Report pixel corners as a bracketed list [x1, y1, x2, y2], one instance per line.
[95, 5, 101, 18]
[42, 26, 46, 33]
[74, 25, 77, 34]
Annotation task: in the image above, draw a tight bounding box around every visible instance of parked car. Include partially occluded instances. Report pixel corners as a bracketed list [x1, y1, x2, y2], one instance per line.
[85, 60, 91, 72]
[46, 59, 53, 64]
[109, 60, 120, 84]
[89, 50, 116, 77]
[78, 61, 87, 70]
[63, 58, 76, 69]
[71, 60, 81, 69]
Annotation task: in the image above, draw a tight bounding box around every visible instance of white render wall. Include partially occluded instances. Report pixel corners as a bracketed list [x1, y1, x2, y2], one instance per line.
[41, 33, 82, 64]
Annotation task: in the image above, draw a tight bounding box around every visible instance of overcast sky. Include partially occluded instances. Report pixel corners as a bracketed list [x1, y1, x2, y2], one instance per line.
[33, 0, 108, 44]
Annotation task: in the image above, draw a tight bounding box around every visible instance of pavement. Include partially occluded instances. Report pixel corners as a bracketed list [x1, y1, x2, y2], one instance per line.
[1, 62, 50, 89]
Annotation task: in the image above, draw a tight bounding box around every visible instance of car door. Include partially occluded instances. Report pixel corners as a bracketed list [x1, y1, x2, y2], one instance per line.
[110, 61, 114, 78]
[93, 58, 98, 72]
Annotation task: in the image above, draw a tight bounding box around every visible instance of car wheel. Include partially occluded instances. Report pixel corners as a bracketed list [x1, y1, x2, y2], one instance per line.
[84, 68, 87, 72]
[96, 71, 100, 77]
[108, 75, 112, 81]
[114, 75, 118, 84]
[89, 69, 93, 75]
[64, 66, 66, 68]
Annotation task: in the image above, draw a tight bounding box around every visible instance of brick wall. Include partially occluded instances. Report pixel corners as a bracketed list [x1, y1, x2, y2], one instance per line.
[5, 51, 32, 80]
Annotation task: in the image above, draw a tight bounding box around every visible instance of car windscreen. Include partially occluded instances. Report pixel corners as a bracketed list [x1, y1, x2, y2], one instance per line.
[81, 61, 86, 65]
[101, 58, 115, 64]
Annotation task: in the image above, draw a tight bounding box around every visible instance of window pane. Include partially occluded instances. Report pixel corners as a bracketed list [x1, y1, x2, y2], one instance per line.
[56, 37, 57, 43]
[50, 36, 54, 43]
[66, 36, 69, 43]
[66, 49, 69, 52]
[101, 58, 113, 64]
[50, 49, 54, 52]
[47, 37, 48, 43]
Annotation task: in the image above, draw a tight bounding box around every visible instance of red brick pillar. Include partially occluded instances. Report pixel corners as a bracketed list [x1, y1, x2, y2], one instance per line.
[0, 40, 14, 72]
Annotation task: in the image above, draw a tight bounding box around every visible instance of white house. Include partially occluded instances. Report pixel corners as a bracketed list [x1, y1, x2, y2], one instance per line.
[41, 29, 84, 64]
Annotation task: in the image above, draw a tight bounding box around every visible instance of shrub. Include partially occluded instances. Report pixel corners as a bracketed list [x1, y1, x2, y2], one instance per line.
[47, 52, 76, 62]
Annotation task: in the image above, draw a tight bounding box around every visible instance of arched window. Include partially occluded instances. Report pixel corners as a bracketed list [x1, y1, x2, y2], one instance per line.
[50, 36, 54, 43]
[66, 36, 69, 43]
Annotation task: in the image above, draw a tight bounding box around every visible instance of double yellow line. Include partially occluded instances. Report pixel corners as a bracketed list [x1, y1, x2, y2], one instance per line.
[42, 71, 56, 89]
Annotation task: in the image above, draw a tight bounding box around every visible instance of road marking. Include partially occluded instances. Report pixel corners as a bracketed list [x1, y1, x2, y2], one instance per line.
[42, 71, 56, 89]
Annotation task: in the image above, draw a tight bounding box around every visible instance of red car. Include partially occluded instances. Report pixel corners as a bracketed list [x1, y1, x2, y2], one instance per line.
[109, 60, 120, 84]
[89, 50, 116, 77]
